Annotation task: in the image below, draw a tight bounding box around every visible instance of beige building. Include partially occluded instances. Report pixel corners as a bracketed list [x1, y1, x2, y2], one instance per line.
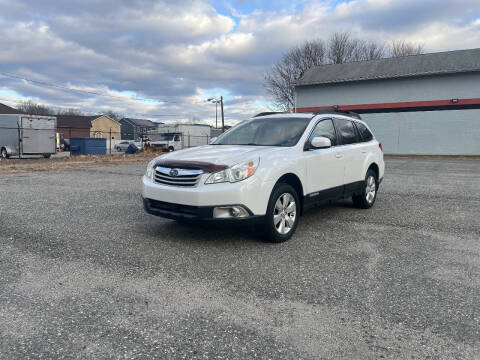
[90, 115, 121, 140]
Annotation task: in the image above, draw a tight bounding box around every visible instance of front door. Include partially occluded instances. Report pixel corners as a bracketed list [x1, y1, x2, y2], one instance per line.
[303, 119, 345, 199]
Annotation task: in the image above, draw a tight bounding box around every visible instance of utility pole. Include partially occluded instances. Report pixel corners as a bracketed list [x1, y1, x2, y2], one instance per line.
[220, 96, 225, 132]
[215, 101, 218, 129]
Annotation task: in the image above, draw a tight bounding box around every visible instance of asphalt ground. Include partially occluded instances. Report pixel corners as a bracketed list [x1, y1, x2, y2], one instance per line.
[0, 158, 479, 359]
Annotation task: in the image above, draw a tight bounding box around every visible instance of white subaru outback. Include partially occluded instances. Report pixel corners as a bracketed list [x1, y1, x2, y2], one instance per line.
[143, 111, 384, 242]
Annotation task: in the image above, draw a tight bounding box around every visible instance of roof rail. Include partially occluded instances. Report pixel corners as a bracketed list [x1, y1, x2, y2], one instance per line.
[313, 108, 362, 120]
[253, 111, 286, 117]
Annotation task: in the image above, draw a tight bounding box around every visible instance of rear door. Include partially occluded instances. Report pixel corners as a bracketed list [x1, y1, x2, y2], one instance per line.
[354, 120, 376, 164]
[21, 117, 56, 154]
[304, 119, 345, 197]
[333, 118, 364, 193]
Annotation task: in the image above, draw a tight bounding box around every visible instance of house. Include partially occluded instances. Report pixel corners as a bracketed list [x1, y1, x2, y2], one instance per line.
[295, 48, 480, 155]
[56, 115, 93, 139]
[0, 103, 24, 114]
[120, 118, 157, 140]
[90, 115, 121, 140]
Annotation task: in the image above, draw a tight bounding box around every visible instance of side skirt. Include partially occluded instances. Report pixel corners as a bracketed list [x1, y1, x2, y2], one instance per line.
[303, 181, 364, 211]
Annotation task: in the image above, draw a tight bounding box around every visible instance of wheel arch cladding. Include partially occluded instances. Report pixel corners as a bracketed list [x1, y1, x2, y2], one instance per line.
[276, 173, 304, 211]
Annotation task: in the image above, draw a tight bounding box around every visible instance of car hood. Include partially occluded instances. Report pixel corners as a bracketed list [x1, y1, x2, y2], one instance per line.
[157, 145, 281, 167]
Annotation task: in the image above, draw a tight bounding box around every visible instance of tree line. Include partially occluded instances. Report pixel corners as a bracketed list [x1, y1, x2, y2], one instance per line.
[264, 32, 425, 110]
[16, 100, 123, 121]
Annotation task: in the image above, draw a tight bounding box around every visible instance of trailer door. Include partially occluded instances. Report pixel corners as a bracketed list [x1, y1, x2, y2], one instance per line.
[21, 117, 56, 154]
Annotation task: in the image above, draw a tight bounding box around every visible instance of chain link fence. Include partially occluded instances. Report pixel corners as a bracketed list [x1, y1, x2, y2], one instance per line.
[0, 126, 214, 158]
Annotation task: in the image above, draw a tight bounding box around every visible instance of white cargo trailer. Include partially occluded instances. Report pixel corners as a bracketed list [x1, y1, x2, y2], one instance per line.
[0, 114, 57, 158]
[149, 124, 211, 151]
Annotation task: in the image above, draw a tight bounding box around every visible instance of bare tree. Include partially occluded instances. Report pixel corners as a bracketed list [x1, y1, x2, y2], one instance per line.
[390, 40, 424, 57]
[265, 32, 390, 110]
[18, 100, 53, 115]
[264, 39, 326, 110]
[359, 41, 387, 61]
[327, 32, 359, 64]
[56, 107, 84, 116]
[103, 110, 122, 121]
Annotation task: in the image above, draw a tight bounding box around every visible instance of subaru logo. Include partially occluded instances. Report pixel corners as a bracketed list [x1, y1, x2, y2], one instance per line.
[169, 169, 179, 177]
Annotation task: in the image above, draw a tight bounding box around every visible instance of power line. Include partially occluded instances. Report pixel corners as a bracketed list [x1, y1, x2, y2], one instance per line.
[0, 96, 195, 120]
[0, 71, 179, 104]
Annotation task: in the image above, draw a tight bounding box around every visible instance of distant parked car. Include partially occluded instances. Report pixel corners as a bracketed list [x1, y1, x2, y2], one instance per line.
[116, 141, 133, 152]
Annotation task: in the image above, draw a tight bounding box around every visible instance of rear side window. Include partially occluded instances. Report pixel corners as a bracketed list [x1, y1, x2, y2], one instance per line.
[356, 122, 373, 142]
[334, 118, 360, 145]
[308, 119, 337, 146]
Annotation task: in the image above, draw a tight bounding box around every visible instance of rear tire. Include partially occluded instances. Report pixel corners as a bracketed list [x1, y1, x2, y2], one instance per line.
[353, 169, 378, 209]
[1, 148, 8, 159]
[262, 183, 300, 243]
[43, 154, 51, 159]
[168, 146, 174, 152]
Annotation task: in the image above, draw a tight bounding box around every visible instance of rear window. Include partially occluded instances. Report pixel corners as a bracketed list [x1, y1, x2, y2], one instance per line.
[356, 122, 374, 142]
[334, 118, 360, 145]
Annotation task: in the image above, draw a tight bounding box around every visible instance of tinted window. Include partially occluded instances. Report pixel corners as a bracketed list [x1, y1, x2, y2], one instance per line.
[308, 119, 337, 146]
[356, 122, 373, 142]
[334, 119, 360, 145]
[214, 117, 310, 147]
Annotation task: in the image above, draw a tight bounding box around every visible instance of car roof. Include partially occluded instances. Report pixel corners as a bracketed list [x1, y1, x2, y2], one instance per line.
[252, 112, 313, 119]
[253, 112, 362, 121]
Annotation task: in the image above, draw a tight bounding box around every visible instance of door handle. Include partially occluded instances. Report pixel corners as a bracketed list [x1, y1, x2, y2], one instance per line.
[361, 150, 367, 154]
[335, 154, 343, 159]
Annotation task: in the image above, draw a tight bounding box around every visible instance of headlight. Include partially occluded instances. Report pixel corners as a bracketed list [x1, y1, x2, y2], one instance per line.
[145, 160, 156, 179]
[205, 158, 259, 184]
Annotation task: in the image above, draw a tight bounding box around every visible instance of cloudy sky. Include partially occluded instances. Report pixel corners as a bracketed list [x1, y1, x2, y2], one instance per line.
[0, 0, 479, 125]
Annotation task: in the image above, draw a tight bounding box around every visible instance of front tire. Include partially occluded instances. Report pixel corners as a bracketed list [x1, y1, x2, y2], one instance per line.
[1, 148, 8, 159]
[352, 169, 378, 209]
[262, 183, 300, 243]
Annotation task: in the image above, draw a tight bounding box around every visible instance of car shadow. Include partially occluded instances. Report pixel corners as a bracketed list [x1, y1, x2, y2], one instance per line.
[137, 199, 360, 245]
[137, 218, 269, 245]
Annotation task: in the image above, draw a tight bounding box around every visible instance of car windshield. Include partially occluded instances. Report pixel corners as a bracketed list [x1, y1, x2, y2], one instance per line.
[213, 117, 310, 147]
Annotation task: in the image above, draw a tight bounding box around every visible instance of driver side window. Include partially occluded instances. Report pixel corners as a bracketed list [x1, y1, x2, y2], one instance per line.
[308, 119, 337, 146]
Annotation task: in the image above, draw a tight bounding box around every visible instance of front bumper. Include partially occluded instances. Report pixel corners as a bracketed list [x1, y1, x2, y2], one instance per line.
[143, 198, 264, 223]
[142, 174, 272, 216]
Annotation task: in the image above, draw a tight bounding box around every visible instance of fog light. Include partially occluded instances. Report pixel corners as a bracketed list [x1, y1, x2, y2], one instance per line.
[213, 206, 249, 218]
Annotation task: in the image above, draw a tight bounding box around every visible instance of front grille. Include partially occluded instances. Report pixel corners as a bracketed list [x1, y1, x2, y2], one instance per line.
[153, 166, 203, 187]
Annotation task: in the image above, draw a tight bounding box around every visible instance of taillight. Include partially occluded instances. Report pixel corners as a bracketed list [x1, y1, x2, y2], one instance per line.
[379, 143, 383, 152]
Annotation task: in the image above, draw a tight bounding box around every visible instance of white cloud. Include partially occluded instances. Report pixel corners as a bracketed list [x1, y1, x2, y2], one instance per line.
[0, 0, 479, 124]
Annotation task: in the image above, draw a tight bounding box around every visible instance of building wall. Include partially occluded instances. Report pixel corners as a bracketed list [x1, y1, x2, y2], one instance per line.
[362, 110, 480, 155]
[57, 127, 90, 139]
[120, 121, 134, 140]
[295, 73, 480, 155]
[296, 73, 480, 107]
[90, 116, 121, 139]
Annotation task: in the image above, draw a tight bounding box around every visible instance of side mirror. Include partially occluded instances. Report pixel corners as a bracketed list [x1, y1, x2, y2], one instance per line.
[209, 137, 217, 144]
[310, 136, 331, 149]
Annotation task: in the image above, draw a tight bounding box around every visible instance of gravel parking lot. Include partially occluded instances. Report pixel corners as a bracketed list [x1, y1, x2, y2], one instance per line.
[0, 158, 479, 359]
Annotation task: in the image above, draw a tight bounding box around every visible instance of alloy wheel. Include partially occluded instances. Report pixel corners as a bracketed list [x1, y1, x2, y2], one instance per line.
[365, 175, 376, 204]
[273, 193, 296, 235]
